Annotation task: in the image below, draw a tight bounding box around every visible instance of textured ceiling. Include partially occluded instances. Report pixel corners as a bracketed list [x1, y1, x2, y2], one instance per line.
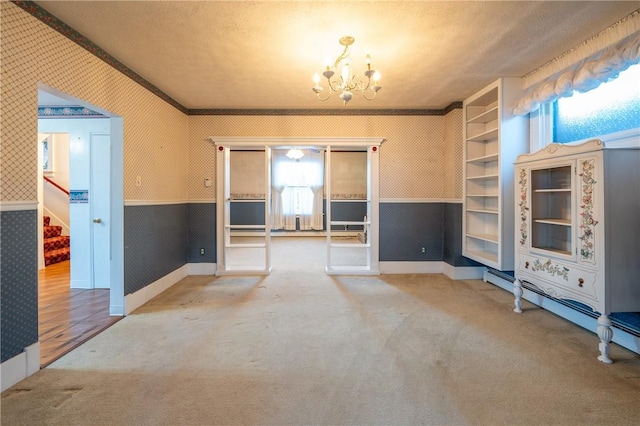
[34, 1, 639, 110]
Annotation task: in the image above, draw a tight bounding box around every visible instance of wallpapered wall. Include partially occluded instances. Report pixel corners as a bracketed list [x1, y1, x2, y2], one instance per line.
[228, 150, 369, 199]
[0, 2, 189, 203]
[188, 114, 463, 201]
[444, 108, 464, 200]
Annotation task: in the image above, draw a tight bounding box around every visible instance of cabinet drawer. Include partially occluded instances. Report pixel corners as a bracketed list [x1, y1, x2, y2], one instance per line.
[517, 254, 600, 312]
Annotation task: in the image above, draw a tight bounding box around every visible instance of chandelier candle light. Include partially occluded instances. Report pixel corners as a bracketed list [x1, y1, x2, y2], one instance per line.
[312, 36, 381, 105]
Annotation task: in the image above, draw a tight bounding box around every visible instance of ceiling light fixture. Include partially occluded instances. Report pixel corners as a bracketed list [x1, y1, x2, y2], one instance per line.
[312, 36, 382, 106]
[286, 148, 304, 160]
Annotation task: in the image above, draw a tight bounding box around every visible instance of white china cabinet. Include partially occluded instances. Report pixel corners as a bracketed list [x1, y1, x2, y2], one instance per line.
[514, 139, 640, 363]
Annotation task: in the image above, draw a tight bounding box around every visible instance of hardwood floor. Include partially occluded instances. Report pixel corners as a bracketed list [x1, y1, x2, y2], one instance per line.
[38, 261, 121, 367]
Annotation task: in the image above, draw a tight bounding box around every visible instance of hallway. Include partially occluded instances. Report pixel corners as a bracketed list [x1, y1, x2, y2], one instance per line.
[38, 261, 121, 367]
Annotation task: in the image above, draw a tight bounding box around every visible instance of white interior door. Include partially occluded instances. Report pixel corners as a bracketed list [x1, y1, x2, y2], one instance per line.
[91, 133, 111, 288]
[216, 146, 271, 275]
[326, 146, 380, 275]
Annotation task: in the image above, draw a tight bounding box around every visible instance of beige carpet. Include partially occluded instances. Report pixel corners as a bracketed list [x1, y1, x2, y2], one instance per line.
[2, 237, 639, 425]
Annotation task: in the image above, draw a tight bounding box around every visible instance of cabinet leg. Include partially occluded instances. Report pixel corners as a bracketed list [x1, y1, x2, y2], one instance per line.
[513, 279, 523, 313]
[597, 314, 613, 364]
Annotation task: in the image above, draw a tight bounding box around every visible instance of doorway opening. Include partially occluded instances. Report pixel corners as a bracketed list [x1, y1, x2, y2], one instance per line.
[36, 86, 124, 366]
[212, 137, 384, 276]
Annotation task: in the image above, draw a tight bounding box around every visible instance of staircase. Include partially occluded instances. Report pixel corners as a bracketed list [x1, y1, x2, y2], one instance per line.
[44, 216, 70, 266]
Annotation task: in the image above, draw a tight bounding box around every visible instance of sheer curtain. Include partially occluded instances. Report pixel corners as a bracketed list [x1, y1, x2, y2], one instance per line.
[271, 149, 324, 231]
[297, 149, 324, 230]
[308, 184, 324, 230]
[271, 150, 295, 230]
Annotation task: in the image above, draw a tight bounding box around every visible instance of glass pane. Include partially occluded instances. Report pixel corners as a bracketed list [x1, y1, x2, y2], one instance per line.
[553, 63, 640, 143]
[42, 138, 50, 170]
[532, 223, 572, 255]
[531, 166, 572, 256]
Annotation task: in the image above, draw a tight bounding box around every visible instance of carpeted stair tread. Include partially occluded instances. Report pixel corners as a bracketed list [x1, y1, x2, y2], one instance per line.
[44, 225, 62, 239]
[44, 247, 70, 266]
[43, 216, 69, 266]
[44, 235, 70, 251]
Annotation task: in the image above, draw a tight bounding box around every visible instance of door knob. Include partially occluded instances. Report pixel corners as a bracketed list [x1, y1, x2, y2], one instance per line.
[93, 218, 102, 224]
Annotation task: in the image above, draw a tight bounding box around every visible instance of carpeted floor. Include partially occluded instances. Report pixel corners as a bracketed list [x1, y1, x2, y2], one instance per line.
[2, 237, 639, 425]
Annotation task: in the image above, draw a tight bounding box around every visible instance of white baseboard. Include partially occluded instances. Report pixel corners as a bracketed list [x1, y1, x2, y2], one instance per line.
[124, 265, 189, 314]
[188, 261, 480, 279]
[123, 263, 216, 315]
[484, 271, 640, 356]
[110, 303, 124, 316]
[1, 342, 40, 392]
[380, 261, 443, 274]
[187, 262, 216, 275]
[379, 261, 486, 279]
[442, 263, 485, 280]
[71, 280, 91, 289]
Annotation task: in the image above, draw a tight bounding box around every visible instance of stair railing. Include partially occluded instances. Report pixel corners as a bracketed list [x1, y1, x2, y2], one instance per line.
[43, 176, 70, 196]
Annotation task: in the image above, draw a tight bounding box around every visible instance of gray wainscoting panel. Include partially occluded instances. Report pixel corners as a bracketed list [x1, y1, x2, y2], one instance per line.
[188, 203, 216, 263]
[380, 203, 444, 261]
[1, 210, 38, 362]
[230, 201, 265, 227]
[124, 204, 188, 295]
[443, 203, 482, 267]
[331, 201, 367, 231]
[228, 200, 367, 232]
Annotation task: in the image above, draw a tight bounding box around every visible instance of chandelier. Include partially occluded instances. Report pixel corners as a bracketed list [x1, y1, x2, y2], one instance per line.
[312, 36, 381, 105]
[286, 148, 304, 160]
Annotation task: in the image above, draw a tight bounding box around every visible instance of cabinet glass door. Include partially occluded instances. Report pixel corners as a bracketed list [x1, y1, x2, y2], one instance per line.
[530, 164, 574, 258]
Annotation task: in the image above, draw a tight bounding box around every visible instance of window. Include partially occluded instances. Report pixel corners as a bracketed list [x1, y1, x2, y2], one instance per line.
[43, 137, 51, 170]
[278, 161, 322, 215]
[553, 63, 640, 143]
[41, 134, 54, 174]
[271, 149, 325, 231]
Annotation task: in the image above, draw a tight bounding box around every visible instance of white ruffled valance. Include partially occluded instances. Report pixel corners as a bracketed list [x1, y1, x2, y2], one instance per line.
[512, 10, 640, 115]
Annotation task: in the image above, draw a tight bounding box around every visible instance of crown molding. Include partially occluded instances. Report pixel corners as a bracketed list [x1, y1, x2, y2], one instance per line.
[189, 104, 462, 116]
[444, 102, 463, 114]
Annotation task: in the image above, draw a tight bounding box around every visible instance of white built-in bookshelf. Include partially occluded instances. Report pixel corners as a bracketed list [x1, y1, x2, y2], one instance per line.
[462, 78, 528, 270]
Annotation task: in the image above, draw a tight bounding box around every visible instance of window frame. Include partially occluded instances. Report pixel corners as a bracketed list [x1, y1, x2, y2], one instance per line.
[41, 134, 55, 176]
[529, 68, 640, 150]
